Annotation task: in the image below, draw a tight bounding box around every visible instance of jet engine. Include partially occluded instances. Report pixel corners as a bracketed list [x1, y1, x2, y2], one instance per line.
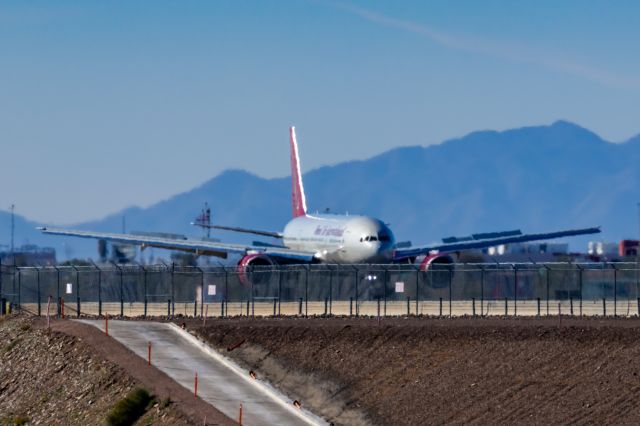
[236, 253, 276, 286]
[418, 253, 455, 288]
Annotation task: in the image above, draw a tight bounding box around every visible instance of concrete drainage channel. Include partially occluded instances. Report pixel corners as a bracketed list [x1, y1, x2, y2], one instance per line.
[78, 320, 327, 426]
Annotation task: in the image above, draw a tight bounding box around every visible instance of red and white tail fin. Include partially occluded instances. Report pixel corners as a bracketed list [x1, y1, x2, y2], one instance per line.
[289, 126, 307, 218]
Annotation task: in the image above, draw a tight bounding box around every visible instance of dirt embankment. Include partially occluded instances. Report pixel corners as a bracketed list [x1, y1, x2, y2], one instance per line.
[188, 316, 640, 426]
[0, 314, 231, 426]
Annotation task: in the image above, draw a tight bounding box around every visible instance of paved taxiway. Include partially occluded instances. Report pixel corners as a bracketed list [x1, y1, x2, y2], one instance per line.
[79, 320, 326, 426]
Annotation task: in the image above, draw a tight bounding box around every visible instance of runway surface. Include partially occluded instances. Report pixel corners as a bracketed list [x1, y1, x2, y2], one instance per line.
[78, 319, 326, 426]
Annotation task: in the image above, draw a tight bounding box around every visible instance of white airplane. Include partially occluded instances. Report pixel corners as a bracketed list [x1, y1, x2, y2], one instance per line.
[40, 127, 600, 275]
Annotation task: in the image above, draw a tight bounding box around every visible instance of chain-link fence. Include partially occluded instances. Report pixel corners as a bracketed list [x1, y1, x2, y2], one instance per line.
[2, 262, 640, 318]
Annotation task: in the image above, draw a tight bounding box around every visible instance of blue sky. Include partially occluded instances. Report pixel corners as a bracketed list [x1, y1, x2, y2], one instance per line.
[2, 0, 639, 224]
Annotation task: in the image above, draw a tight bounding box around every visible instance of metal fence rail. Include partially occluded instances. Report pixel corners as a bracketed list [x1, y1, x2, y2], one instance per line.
[2, 262, 640, 318]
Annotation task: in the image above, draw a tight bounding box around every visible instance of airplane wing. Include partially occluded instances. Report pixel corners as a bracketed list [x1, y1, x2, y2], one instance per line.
[38, 227, 315, 263]
[393, 226, 601, 261]
[191, 222, 283, 239]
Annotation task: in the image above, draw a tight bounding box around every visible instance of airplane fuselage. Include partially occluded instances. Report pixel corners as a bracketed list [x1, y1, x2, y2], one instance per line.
[282, 214, 396, 263]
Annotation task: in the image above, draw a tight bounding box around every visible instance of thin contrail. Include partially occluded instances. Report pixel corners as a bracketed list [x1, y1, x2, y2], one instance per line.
[324, 1, 640, 90]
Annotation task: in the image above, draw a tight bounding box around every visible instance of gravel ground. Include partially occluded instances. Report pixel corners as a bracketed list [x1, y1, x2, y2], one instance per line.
[0, 313, 231, 425]
[186, 316, 640, 426]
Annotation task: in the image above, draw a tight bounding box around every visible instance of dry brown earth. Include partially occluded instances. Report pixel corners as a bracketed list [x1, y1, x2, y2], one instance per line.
[0, 313, 232, 426]
[187, 316, 640, 426]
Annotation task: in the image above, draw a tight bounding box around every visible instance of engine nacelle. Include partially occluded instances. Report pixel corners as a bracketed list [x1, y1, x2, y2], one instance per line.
[418, 254, 455, 288]
[236, 253, 276, 286]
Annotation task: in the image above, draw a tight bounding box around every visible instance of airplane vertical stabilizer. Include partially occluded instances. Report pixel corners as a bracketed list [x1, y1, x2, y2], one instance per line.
[289, 126, 308, 218]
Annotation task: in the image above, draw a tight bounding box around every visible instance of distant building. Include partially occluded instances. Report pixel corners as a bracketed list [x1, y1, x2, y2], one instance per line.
[587, 241, 619, 257]
[0, 244, 56, 266]
[619, 240, 639, 257]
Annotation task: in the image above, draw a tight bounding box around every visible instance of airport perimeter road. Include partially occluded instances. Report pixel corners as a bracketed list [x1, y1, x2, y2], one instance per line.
[79, 320, 326, 426]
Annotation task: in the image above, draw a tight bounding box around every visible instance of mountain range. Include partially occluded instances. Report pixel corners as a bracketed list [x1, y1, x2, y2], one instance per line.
[2, 120, 639, 261]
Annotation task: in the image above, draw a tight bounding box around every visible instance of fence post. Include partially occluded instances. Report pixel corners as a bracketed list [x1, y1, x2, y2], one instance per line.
[480, 266, 485, 317]
[298, 297, 303, 316]
[305, 265, 309, 317]
[570, 297, 574, 316]
[513, 265, 517, 317]
[415, 267, 419, 316]
[578, 265, 583, 316]
[383, 266, 388, 317]
[439, 297, 442, 317]
[17, 269, 21, 311]
[277, 268, 282, 317]
[448, 267, 453, 317]
[545, 265, 550, 316]
[406, 296, 410, 316]
[328, 266, 333, 316]
[613, 265, 618, 317]
[557, 301, 562, 322]
[200, 267, 205, 318]
[37, 267, 41, 316]
[171, 263, 175, 317]
[0, 261, 3, 311]
[168, 299, 172, 317]
[354, 266, 359, 317]
[54, 266, 61, 317]
[223, 267, 229, 318]
[71, 265, 80, 318]
[250, 267, 254, 318]
[349, 297, 353, 317]
[537, 297, 541, 316]
[603, 297, 606, 316]
[472, 297, 476, 316]
[118, 263, 124, 317]
[504, 297, 508, 316]
[143, 266, 148, 318]
[94, 263, 102, 317]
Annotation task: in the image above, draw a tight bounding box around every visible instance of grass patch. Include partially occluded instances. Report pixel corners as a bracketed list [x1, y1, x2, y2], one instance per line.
[106, 388, 153, 426]
[0, 414, 30, 426]
[4, 337, 22, 353]
[160, 397, 172, 408]
[13, 415, 29, 426]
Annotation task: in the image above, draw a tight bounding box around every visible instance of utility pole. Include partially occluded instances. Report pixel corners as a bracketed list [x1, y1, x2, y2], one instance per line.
[10, 204, 14, 255]
[637, 203, 640, 240]
[636, 203, 640, 298]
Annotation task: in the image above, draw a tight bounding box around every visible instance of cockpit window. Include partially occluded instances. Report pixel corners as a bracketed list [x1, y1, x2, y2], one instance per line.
[361, 235, 379, 242]
[378, 232, 390, 242]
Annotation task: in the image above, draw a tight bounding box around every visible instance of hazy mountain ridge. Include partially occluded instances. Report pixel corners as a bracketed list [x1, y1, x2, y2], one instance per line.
[2, 120, 640, 260]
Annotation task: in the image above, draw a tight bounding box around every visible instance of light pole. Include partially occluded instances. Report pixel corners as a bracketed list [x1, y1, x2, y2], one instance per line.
[10, 204, 14, 257]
